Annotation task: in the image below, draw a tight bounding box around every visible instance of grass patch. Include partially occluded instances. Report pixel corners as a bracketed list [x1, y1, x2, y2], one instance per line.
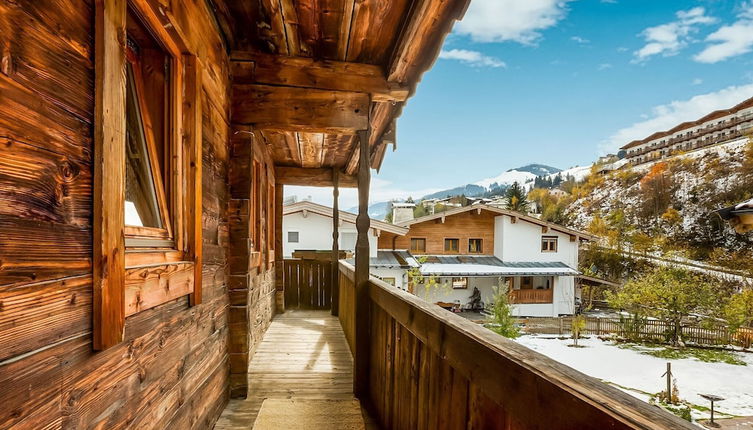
[616, 343, 747, 365]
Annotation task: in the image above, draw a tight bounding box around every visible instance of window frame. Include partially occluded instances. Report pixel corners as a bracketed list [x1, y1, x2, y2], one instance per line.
[452, 277, 468, 289]
[541, 236, 558, 253]
[444, 238, 459, 253]
[287, 231, 300, 243]
[468, 238, 483, 254]
[122, 39, 174, 245]
[93, 0, 203, 350]
[410, 237, 426, 253]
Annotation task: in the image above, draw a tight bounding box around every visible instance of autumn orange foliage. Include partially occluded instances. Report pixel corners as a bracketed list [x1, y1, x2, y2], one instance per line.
[640, 162, 668, 188]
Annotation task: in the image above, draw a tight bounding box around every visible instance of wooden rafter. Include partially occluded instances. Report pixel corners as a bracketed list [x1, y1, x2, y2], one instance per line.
[275, 166, 357, 187]
[232, 84, 370, 133]
[230, 52, 409, 102]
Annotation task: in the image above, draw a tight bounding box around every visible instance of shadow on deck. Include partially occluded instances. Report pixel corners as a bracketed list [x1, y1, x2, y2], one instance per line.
[214, 310, 377, 429]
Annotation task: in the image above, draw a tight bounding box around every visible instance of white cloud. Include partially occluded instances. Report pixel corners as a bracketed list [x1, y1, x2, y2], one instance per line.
[692, 78, 703, 85]
[285, 178, 442, 212]
[598, 63, 613, 70]
[439, 49, 507, 68]
[694, 4, 753, 63]
[601, 0, 617, 3]
[600, 83, 753, 153]
[571, 36, 590, 44]
[633, 7, 716, 62]
[455, 0, 573, 45]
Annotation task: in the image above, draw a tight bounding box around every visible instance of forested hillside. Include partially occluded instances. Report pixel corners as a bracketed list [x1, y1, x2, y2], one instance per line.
[532, 140, 753, 274]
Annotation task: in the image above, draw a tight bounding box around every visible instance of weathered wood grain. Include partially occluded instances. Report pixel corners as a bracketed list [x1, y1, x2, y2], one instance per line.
[230, 53, 409, 102]
[0, 275, 92, 362]
[274, 166, 357, 187]
[124, 262, 195, 316]
[232, 84, 369, 133]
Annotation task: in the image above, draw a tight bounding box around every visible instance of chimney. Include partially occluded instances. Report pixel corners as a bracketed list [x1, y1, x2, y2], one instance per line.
[391, 202, 416, 224]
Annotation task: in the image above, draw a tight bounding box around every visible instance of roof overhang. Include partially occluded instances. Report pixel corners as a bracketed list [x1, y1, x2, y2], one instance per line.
[283, 201, 408, 236]
[398, 204, 595, 241]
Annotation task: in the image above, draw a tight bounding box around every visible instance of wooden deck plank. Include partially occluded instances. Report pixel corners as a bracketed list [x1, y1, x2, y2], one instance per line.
[214, 310, 379, 429]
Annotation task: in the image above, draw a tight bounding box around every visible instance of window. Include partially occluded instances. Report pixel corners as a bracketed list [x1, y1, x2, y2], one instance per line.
[382, 277, 396, 286]
[468, 238, 483, 254]
[123, 7, 173, 244]
[444, 238, 459, 252]
[410, 238, 426, 252]
[521, 277, 533, 289]
[452, 277, 468, 289]
[288, 231, 299, 243]
[93, 1, 202, 350]
[541, 236, 558, 252]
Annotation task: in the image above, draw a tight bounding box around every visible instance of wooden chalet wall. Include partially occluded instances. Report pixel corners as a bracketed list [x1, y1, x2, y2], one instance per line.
[378, 210, 497, 255]
[0, 0, 276, 428]
[227, 125, 276, 397]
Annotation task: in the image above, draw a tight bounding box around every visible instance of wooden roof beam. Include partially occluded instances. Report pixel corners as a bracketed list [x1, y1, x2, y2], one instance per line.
[231, 52, 409, 102]
[232, 84, 370, 133]
[275, 166, 358, 188]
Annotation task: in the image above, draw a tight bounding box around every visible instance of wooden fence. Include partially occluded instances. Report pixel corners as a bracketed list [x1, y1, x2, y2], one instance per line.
[337, 262, 693, 430]
[282, 259, 333, 309]
[519, 316, 751, 348]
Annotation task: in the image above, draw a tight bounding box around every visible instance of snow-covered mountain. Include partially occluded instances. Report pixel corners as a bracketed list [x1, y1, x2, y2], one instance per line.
[475, 164, 561, 190]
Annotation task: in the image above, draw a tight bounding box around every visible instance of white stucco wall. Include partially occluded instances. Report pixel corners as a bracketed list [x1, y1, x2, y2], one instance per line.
[493, 215, 579, 268]
[416, 276, 499, 308]
[283, 212, 378, 258]
[370, 267, 409, 291]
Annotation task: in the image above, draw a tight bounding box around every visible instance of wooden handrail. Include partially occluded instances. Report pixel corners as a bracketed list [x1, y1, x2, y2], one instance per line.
[337, 261, 694, 430]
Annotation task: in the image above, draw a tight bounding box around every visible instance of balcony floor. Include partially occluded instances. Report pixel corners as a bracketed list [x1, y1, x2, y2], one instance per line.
[214, 310, 377, 429]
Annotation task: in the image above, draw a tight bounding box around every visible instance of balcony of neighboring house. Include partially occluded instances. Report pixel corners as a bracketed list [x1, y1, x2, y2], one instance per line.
[509, 287, 553, 304]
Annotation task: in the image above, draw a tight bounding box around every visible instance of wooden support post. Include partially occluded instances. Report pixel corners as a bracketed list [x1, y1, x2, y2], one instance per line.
[93, 0, 126, 351]
[275, 183, 285, 313]
[331, 169, 340, 316]
[354, 128, 371, 399]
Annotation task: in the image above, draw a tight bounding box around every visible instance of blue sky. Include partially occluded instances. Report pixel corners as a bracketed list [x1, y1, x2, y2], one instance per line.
[288, 0, 753, 208]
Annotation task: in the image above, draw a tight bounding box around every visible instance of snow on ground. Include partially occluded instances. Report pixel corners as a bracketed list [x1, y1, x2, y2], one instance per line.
[514, 335, 753, 418]
[544, 165, 592, 183]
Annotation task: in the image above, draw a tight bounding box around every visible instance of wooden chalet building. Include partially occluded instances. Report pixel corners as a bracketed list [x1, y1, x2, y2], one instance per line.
[0, 1, 692, 429]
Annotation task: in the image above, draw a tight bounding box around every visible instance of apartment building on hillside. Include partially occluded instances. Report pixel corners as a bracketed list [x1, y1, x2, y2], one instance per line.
[621, 96, 753, 165]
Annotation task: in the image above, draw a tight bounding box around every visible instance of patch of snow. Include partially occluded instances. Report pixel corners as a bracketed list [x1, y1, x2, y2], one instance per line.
[545, 165, 593, 183]
[515, 335, 753, 417]
[474, 169, 538, 190]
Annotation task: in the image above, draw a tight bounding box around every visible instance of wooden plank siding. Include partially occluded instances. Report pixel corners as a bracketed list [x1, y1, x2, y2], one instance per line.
[0, 0, 273, 428]
[378, 209, 497, 255]
[337, 262, 696, 430]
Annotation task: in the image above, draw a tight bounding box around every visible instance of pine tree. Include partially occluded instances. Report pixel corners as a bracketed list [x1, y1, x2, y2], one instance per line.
[504, 181, 529, 213]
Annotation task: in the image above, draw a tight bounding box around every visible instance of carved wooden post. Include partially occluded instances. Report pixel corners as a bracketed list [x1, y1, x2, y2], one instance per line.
[331, 169, 340, 316]
[354, 129, 371, 399]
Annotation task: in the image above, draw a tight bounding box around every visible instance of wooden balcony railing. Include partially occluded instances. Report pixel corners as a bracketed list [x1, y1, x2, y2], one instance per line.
[337, 261, 693, 430]
[509, 288, 553, 304]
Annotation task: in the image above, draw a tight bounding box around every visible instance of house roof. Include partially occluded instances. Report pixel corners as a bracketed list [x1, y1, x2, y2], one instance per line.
[283, 200, 408, 236]
[417, 255, 580, 277]
[346, 250, 420, 269]
[396, 204, 595, 241]
[620, 96, 753, 150]
[716, 198, 753, 220]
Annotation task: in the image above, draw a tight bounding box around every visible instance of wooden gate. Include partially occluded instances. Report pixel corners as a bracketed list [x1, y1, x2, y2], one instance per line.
[283, 259, 333, 309]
